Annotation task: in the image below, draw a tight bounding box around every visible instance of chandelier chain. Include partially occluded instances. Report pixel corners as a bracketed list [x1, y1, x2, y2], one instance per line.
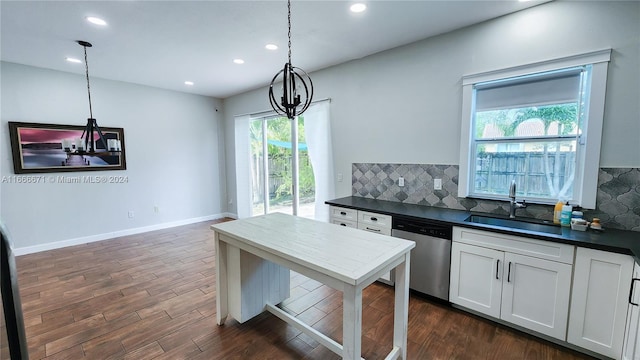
[287, 0, 292, 64]
[83, 45, 94, 119]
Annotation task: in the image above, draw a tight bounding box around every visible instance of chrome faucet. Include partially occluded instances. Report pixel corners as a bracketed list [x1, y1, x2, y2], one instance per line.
[509, 180, 527, 218]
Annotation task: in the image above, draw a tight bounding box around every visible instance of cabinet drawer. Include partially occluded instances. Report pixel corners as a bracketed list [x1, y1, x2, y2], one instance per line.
[359, 211, 391, 229]
[330, 206, 357, 222]
[330, 218, 358, 228]
[358, 222, 391, 236]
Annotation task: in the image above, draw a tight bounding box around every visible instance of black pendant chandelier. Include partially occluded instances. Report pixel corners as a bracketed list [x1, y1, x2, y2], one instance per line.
[268, 0, 314, 120]
[74, 40, 118, 154]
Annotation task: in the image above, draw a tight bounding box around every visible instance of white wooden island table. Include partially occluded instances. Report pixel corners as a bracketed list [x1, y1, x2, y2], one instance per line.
[211, 213, 415, 360]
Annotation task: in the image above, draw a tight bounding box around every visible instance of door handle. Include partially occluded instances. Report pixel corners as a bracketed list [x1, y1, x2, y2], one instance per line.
[340, 211, 347, 215]
[370, 217, 378, 222]
[507, 262, 512, 283]
[496, 259, 500, 280]
[630, 278, 640, 306]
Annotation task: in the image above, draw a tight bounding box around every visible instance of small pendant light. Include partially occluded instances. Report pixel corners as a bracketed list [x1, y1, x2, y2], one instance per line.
[268, 0, 314, 119]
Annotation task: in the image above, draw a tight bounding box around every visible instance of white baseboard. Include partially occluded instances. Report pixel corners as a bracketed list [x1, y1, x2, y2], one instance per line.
[222, 212, 238, 219]
[14, 213, 233, 256]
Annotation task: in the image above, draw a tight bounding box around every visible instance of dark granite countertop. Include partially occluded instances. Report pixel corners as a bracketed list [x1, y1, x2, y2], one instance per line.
[326, 196, 640, 263]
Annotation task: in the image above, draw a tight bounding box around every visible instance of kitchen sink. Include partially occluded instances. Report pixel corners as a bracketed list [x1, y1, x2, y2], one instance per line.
[465, 214, 563, 235]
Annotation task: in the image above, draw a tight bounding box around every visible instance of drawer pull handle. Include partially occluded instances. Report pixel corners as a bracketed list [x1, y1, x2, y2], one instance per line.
[496, 259, 500, 280]
[340, 211, 347, 216]
[340, 223, 347, 227]
[507, 262, 512, 283]
[365, 227, 381, 232]
[630, 278, 640, 306]
[371, 217, 378, 221]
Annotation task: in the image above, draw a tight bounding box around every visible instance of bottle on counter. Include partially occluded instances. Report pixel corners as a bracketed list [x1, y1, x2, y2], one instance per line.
[560, 202, 573, 227]
[554, 199, 564, 224]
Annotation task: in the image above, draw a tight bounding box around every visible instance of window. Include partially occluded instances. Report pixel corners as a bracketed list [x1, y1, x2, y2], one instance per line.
[458, 50, 611, 208]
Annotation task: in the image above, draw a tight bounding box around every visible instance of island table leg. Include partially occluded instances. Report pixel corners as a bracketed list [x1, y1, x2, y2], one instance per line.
[343, 284, 363, 360]
[215, 235, 228, 325]
[393, 253, 410, 359]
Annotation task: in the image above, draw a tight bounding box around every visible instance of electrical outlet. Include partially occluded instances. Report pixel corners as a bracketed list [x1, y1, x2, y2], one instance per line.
[434, 178, 442, 190]
[128, 211, 135, 218]
[154, 206, 160, 213]
[337, 173, 343, 182]
[399, 177, 405, 187]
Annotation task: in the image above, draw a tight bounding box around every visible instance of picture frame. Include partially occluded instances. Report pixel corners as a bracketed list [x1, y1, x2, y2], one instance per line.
[8, 121, 127, 174]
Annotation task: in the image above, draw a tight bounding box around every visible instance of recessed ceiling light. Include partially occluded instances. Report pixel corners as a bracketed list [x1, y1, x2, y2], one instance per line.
[66, 57, 82, 63]
[350, 3, 366, 13]
[233, 59, 245, 64]
[184, 81, 194, 86]
[86, 16, 107, 26]
[265, 44, 278, 51]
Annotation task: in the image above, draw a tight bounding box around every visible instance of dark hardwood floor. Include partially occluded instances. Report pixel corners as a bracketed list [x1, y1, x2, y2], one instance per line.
[8, 218, 594, 359]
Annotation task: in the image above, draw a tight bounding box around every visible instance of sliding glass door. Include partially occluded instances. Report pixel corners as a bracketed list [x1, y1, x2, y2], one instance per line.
[249, 116, 316, 218]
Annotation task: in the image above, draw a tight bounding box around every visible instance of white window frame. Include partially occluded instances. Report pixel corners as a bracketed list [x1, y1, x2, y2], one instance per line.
[458, 49, 611, 209]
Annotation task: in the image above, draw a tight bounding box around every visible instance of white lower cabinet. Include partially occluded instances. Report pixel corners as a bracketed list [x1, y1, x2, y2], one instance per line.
[450, 227, 573, 340]
[500, 252, 572, 340]
[623, 263, 640, 360]
[450, 242, 503, 318]
[568, 247, 634, 359]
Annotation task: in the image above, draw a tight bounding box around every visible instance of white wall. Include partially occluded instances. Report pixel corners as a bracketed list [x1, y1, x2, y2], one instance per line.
[1, 62, 226, 251]
[222, 1, 640, 215]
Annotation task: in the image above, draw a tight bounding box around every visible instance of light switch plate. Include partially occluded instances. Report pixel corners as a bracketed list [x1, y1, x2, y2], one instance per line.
[399, 177, 405, 187]
[434, 178, 442, 190]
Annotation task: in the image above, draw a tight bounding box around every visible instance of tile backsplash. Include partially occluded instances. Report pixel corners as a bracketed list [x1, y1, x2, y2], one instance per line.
[352, 163, 640, 232]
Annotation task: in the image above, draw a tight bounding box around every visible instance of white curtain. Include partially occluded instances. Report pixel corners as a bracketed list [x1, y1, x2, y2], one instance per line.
[234, 114, 252, 219]
[303, 101, 335, 222]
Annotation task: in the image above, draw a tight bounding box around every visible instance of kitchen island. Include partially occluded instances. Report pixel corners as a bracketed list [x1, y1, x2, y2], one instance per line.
[211, 213, 415, 360]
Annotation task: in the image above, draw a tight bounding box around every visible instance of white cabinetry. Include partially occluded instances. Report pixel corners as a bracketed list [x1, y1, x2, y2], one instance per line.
[623, 263, 640, 360]
[357, 210, 392, 236]
[450, 227, 574, 340]
[329, 206, 391, 235]
[568, 247, 634, 359]
[330, 206, 358, 228]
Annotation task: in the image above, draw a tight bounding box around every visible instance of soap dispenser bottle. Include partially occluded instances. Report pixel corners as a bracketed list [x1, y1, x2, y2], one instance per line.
[553, 199, 564, 224]
[560, 202, 573, 227]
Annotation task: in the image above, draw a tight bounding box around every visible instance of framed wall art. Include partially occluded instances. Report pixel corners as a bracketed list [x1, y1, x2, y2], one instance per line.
[8, 121, 126, 174]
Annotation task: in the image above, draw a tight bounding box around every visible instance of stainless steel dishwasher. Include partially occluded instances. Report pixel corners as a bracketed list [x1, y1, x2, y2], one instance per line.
[391, 217, 452, 301]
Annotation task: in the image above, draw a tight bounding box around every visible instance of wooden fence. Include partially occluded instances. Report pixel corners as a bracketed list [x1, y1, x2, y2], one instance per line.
[474, 151, 575, 198]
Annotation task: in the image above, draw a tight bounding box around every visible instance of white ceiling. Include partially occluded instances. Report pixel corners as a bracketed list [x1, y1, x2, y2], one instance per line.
[1, 0, 549, 99]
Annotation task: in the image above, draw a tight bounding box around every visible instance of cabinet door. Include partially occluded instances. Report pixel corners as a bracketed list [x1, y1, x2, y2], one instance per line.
[450, 242, 503, 318]
[622, 263, 640, 360]
[568, 247, 634, 359]
[501, 252, 572, 340]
